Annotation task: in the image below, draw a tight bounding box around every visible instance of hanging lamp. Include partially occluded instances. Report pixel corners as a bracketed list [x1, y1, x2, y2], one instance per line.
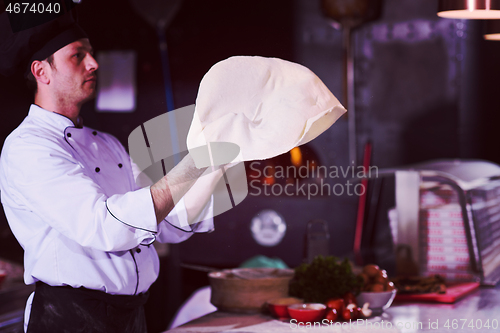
[438, 0, 500, 19]
[484, 20, 500, 39]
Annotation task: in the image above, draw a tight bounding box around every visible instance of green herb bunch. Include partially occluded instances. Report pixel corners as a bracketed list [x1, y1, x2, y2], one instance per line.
[289, 256, 363, 303]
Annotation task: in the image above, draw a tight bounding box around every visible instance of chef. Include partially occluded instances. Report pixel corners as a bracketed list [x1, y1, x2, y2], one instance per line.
[0, 6, 223, 333]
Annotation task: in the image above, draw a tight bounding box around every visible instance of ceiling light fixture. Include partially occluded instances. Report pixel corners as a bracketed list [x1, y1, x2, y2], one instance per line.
[438, 0, 500, 19]
[484, 20, 500, 39]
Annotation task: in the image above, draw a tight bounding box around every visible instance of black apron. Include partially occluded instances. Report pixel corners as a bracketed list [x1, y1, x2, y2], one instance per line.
[27, 282, 150, 333]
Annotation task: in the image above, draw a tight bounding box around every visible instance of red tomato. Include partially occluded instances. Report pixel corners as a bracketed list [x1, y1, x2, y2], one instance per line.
[342, 307, 354, 321]
[324, 308, 338, 321]
[342, 304, 359, 321]
[343, 292, 357, 306]
[325, 298, 344, 312]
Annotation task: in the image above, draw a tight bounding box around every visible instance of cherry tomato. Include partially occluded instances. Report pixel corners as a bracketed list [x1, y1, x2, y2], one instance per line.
[362, 264, 380, 278]
[370, 283, 385, 292]
[342, 307, 354, 320]
[343, 292, 357, 306]
[325, 298, 344, 312]
[374, 269, 388, 284]
[385, 281, 396, 291]
[324, 308, 338, 321]
[342, 304, 359, 320]
[358, 272, 369, 285]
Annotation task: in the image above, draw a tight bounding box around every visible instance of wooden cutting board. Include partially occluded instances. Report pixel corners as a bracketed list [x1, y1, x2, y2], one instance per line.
[394, 282, 480, 303]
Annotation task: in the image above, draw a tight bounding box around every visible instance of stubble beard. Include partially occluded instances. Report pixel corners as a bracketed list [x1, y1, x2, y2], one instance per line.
[76, 80, 97, 106]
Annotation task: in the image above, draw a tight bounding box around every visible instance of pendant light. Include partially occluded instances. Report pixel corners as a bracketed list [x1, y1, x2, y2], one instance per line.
[484, 20, 500, 39]
[438, 0, 500, 19]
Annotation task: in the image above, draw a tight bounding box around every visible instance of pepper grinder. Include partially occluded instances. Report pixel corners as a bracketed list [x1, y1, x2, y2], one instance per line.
[305, 219, 330, 263]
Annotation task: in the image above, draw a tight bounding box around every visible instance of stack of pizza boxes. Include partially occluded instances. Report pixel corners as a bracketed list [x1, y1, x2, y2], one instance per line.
[418, 184, 476, 282]
[466, 182, 500, 283]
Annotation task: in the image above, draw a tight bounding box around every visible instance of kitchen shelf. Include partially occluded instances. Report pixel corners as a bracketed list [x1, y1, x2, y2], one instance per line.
[376, 159, 500, 286]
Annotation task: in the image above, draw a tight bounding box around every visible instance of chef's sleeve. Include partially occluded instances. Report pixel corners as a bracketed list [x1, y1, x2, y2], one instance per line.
[130, 158, 215, 244]
[5, 136, 158, 252]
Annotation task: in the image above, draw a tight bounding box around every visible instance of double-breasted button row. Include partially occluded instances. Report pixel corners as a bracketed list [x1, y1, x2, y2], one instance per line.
[65, 130, 124, 173]
[94, 164, 124, 172]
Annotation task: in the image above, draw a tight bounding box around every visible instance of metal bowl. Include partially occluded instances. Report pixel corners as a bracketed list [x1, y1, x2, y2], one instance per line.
[356, 289, 397, 315]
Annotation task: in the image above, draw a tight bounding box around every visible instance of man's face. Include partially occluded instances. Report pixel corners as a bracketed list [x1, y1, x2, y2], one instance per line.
[47, 38, 98, 106]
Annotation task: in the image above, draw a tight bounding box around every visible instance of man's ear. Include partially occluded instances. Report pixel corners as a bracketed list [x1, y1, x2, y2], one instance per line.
[31, 60, 50, 85]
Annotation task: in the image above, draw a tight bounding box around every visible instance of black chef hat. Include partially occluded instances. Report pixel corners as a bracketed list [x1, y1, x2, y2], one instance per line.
[0, 0, 87, 77]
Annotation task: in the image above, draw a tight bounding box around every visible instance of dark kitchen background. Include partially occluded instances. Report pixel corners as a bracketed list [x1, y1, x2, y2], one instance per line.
[1, 0, 500, 331]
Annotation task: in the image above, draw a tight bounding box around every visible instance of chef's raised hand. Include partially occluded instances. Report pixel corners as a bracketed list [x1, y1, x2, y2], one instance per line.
[150, 149, 243, 226]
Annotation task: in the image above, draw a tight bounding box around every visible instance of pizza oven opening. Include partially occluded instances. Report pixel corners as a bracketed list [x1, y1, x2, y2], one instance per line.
[245, 143, 327, 196]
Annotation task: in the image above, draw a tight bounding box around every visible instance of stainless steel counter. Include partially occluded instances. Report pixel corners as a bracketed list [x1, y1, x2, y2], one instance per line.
[166, 285, 500, 333]
[387, 287, 500, 333]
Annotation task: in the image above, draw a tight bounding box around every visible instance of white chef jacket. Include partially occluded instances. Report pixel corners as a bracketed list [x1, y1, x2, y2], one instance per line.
[0, 104, 214, 296]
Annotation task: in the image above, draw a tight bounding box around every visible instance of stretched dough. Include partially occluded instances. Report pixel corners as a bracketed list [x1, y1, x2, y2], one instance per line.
[187, 56, 346, 163]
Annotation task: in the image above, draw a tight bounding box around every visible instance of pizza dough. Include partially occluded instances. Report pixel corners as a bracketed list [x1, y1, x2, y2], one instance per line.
[187, 56, 346, 163]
